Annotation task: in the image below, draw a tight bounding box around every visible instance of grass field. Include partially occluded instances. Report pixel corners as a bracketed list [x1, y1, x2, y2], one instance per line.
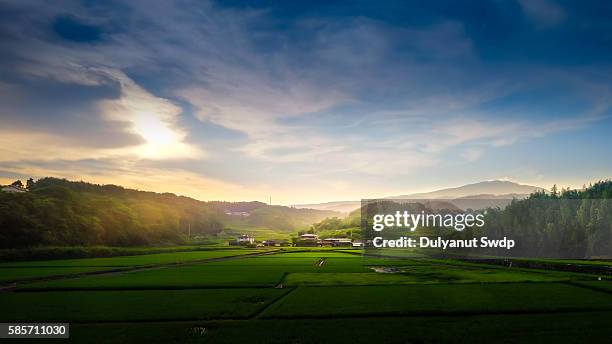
[0, 249, 267, 268]
[0, 266, 115, 283]
[0, 249, 269, 283]
[1, 247, 611, 342]
[19, 265, 288, 290]
[261, 283, 612, 317]
[1, 288, 285, 322]
[573, 280, 612, 293]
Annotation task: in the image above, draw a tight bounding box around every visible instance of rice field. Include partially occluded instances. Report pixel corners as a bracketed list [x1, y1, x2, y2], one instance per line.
[1, 247, 611, 342]
[0, 249, 268, 283]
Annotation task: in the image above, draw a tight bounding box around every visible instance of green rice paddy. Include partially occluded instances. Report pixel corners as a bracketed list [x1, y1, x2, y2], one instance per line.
[1, 247, 611, 343]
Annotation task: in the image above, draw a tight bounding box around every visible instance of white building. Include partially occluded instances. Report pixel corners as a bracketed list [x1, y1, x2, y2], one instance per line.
[237, 234, 255, 245]
[299, 233, 319, 241]
[1, 185, 26, 193]
[225, 211, 250, 217]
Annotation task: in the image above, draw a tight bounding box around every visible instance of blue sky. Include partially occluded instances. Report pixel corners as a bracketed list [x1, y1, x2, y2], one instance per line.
[0, 0, 611, 204]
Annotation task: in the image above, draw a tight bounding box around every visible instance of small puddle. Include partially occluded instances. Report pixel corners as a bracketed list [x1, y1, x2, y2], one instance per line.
[370, 266, 401, 273]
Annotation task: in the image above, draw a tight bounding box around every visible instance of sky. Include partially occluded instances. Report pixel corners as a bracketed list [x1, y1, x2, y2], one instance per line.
[1, 0, 612, 204]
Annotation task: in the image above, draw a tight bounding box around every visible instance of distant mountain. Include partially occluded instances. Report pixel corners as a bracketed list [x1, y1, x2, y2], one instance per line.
[387, 181, 543, 199]
[294, 180, 544, 213]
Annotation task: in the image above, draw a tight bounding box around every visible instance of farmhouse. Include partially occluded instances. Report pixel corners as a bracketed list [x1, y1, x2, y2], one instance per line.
[297, 233, 319, 247]
[237, 234, 255, 244]
[225, 211, 250, 216]
[320, 238, 352, 247]
[1, 185, 27, 193]
[229, 234, 255, 246]
[300, 233, 318, 241]
[262, 240, 290, 247]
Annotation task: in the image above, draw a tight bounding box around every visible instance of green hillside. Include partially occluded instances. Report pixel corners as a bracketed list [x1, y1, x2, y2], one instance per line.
[0, 178, 337, 248]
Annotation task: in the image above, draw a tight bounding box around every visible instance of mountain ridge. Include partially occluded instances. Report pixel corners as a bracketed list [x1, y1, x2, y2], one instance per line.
[294, 180, 544, 213]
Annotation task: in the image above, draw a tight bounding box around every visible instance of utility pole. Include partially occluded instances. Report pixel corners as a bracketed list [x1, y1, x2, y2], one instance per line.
[269, 196, 272, 205]
[188, 223, 191, 240]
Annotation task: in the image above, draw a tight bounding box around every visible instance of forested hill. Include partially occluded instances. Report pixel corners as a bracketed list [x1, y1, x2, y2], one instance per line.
[461, 180, 612, 258]
[0, 178, 337, 248]
[307, 180, 612, 257]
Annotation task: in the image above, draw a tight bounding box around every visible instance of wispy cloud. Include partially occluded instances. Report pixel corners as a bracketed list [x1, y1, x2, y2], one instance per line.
[518, 0, 566, 27]
[0, 0, 610, 203]
[0, 67, 204, 162]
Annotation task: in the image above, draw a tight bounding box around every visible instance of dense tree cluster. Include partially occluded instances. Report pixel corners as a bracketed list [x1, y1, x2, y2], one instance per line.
[308, 209, 362, 238]
[466, 181, 612, 258]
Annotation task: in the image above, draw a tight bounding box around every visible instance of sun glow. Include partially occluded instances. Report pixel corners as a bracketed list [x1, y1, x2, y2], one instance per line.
[134, 112, 177, 146]
[130, 112, 200, 159]
[96, 70, 204, 160]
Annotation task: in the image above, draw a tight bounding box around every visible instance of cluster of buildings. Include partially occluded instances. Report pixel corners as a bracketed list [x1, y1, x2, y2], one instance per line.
[229, 233, 363, 247]
[297, 233, 363, 247]
[229, 234, 290, 247]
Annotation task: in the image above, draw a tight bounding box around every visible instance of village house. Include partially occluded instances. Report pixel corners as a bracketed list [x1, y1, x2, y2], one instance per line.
[262, 240, 290, 247]
[229, 234, 255, 246]
[237, 234, 255, 245]
[319, 238, 352, 247]
[1, 185, 27, 193]
[297, 233, 319, 246]
[225, 211, 250, 217]
[299, 233, 318, 241]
